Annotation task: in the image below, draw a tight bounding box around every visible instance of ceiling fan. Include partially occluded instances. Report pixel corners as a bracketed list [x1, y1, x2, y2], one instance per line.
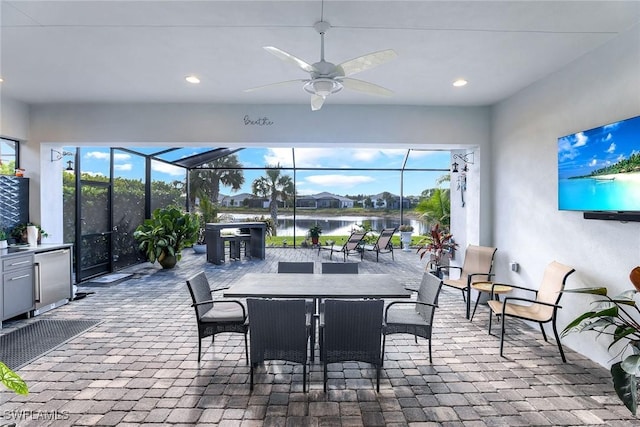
[244, 21, 397, 111]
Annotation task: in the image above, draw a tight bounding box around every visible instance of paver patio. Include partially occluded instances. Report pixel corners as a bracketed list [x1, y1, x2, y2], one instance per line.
[0, 247, 636, 426]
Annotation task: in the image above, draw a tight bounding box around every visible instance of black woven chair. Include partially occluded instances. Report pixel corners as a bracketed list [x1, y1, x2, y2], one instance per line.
[321, 299, 384, 392]
[247, 298, 310, 391]
[278, 261, 315, 273]
[186, 272, 248, 364]
[383, 272, 442, 363]
[321, 262, 359, 274]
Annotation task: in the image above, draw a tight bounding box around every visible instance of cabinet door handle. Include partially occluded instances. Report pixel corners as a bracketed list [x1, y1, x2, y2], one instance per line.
[9, 260, 31, 266]
[10, 274, 30, 281]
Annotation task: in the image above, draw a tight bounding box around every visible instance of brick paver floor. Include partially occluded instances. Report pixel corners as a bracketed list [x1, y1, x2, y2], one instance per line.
[0, 247, 637, 426]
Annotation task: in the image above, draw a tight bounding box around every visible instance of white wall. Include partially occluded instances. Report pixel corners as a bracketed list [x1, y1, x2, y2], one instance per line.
[492, 24, 640, 367]
[0, 96, 29, 141]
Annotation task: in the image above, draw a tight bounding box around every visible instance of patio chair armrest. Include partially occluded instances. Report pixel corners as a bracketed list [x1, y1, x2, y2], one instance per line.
[500, 283, 538, 295]
[384, 300, 437, 321]
[501, 296, 561, 310]
[467, 272, 495, 285]
[192, 299, 247, 318]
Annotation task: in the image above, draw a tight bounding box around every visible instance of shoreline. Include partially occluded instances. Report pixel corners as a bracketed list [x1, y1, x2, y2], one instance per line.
[596, 171, 640, 182]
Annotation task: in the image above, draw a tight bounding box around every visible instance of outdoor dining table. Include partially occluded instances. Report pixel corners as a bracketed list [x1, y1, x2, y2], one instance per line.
[223, 273, 413, 299]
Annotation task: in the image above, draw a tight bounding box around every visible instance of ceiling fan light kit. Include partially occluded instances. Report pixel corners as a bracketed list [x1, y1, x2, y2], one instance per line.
[245, 20, 396, 111]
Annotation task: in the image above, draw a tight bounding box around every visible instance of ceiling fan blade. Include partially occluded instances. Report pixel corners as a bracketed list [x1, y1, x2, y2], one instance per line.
[337, 49, 398, 77]
[310, 94, 326, 111]
[263, 46, 317, 74]
[341, 78, 393, 97]
[243, 79, 307, 93]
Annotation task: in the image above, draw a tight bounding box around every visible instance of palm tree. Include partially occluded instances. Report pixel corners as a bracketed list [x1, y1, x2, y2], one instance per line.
[415, 176, 451, 228]
[251, 164, 294, 236]
[188, 154, 245, 207]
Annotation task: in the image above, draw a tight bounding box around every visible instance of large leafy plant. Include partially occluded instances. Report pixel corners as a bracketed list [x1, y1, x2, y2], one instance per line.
[415, 223, 457, 265]
[562, 266, 640, 415]
[133, 206, 199, 267]
[1, 361, 28, 395]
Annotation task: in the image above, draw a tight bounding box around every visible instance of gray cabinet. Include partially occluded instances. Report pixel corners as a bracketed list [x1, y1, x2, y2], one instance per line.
[1, 253, 35, 323]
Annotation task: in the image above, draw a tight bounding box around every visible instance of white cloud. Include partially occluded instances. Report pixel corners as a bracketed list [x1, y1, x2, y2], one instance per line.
[573, 132, 588, 147]
[83, 171, 106, 177]
[305, 174, 375, 188]
[604, 133, 612, 142]
[85, 151, 109, 160]
[589, 158, 597, 167]
[114, 163, 132, 171]
[85, 151, 130, 161]
[606, 143, 616, 154]
[152, 162, 184, 176]
[558, 136, 579, 161]
[264, 148, 408, 168]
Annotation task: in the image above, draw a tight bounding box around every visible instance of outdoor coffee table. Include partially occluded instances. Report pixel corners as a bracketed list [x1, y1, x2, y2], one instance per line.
[470, 281, 513, 321]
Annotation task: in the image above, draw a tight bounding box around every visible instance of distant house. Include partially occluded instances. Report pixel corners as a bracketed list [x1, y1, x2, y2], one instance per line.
[218, 192, 255, 207]
[370, 192, 411, 209]
[295, 192, 354, 209]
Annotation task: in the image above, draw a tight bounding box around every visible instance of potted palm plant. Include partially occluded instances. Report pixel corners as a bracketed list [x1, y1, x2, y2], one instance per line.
[562, 266, 640, 416]
[133, 206, 199, 269]
[0, 229, 7, 249]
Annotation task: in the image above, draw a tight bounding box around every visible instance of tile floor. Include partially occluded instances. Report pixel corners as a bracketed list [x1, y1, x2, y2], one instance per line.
[0, 247, 637, 426]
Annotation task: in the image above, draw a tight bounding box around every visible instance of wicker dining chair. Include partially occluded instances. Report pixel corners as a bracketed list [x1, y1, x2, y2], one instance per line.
[383, 271, 442, 363]
[247, 298, 310, 391]
[321, 262, 359, 274]
[186, 272, 249, 364]
[321, 299, 384, 392]
[278, 261, 315, 274]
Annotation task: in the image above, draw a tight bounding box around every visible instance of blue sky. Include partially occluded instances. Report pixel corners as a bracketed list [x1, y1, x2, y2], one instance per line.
[73, 147, 451, 197]
[558, 115, 640, 179]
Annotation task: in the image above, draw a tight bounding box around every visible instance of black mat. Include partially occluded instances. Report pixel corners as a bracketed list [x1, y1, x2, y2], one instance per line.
[0, 319, 101, 370]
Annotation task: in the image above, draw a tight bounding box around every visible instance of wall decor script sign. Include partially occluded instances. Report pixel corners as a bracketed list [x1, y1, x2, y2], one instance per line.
[244, 115, 274, 126]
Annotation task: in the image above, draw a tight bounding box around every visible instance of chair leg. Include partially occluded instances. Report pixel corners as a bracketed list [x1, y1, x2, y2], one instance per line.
[499, 314, 506, 357]
[244, 332, 249, 365]
[428, 338, 433, 364]
[552, 319, 567, 363]
[470, 293, 482, 321]
[303, 364, 307, 393]
[250, 365, 254, 391]
[381, 334, 386, 365]
[323, 362, 328, 392]
[465, 285, 471, 319]
[488, 311, 494, 335]
[539, 323, 549, 341]
[376, 364, 380, 392]
[198, 337, 202, 363]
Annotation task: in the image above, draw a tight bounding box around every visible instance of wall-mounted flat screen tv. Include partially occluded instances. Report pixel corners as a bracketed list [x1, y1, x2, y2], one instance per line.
[558, 114, 640, 213]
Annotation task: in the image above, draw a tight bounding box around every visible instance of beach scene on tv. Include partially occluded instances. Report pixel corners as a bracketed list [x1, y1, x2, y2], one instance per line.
[558, 115, 640, 212]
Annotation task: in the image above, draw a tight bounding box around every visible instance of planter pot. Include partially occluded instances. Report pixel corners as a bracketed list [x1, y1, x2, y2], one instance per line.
[193, 244, 207, 254]
[400, 231, 413, 252]
[311, 236, 319, 245]
[158, 253, 177, 269]
[0, 240, 7, 249]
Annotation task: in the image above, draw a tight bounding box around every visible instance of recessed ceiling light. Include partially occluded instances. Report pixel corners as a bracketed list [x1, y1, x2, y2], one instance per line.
[453, 79, 468, 87]
[185, 75, 200, 84]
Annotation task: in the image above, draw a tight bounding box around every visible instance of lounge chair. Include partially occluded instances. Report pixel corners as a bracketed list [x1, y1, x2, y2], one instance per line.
[318, 230, 367, 261]
[362, 227, 397, 262]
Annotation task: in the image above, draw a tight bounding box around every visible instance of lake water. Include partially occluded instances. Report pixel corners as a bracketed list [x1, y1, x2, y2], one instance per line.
[226, 213, 428, 237]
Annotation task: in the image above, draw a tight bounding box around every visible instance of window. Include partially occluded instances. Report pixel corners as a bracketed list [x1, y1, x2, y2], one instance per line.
[0, 138, 18, 175]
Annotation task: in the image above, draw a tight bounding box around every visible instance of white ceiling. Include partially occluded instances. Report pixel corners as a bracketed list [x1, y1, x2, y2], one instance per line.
[1, 1, 639, 108]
